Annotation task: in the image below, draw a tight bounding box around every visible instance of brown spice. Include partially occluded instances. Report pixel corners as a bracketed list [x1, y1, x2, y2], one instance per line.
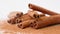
[28, 3, 59, 15]
[30, 15, 60, 29]
[7, 17, 17, 24]
[17, 20, 35, 29]
[8, 11, 23, 18]
[17, 14, 45, 29]
[27, 10, 45, 18]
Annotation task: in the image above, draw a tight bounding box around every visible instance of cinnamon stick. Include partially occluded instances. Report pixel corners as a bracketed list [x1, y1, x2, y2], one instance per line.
[7, 17, 17, 24]
[28, 3, 59, 15]
[8, 11, 23, 18]
[17, 11, 45, 29]
[27, 10, 45, 18]
[18, 14, 32, 21]
[7, 13, 32, 24]
[15, 10, 44, 23]
[17, 14, 45, 29]
[8, 11, 41, 24]
[30, 15, 60, 29]
[17, 20, 35, 29]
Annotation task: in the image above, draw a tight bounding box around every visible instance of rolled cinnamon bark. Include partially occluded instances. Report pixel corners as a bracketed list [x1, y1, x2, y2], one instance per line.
[8, 11, 41, 24]
[18, 15, 45, 29]
[18, 14, 32, 21]
[15, 18, 22, 23]
[7, 11, 23, 24]
[27, 10, 45, 18]
[17, 20, 35, 29]
[16, 11, 44, 23]
[30, 15, 60, 29]
[28, 3, 59, 15]
[8, 11, 23, 18]
[7, 17, 17, 24]
[7, 13, 32, 24]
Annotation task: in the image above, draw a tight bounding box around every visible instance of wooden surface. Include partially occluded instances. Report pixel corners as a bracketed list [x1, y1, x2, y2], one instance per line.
[0, 20, 60, 34]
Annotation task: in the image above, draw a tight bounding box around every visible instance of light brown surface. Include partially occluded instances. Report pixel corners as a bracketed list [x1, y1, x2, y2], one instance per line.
[0, 20, 60, 34]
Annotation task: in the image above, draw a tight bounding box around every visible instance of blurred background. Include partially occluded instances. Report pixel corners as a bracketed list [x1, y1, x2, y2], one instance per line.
[0, 0, 60, 20]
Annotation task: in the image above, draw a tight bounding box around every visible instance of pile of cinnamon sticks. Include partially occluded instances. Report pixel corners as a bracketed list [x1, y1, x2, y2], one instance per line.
[7, 3, 60, 29]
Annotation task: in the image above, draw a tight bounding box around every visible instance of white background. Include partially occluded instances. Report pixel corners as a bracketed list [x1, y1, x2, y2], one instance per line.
[0, 0, 60, 20]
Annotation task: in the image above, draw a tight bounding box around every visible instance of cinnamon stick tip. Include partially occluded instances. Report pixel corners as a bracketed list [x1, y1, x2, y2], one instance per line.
[28, 3, 32, 8]
[17, 24, 25, 29]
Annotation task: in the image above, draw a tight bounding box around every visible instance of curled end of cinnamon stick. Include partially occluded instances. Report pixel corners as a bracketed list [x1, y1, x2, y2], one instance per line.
[7, 20, 16, 24]
[7, 17, 17, 24]
[16, 12, 23, 17]
[15, 18, 22, 23]
[30, 21, 40, 29]
[30, 21, 37, 28]
[28, 3, 32, 9]
[17, 23, 25, 29]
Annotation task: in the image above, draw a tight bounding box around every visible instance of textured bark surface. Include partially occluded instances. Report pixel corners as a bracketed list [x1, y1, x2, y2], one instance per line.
[30, 15, 60, 29]
[28, 4, 59, 15]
